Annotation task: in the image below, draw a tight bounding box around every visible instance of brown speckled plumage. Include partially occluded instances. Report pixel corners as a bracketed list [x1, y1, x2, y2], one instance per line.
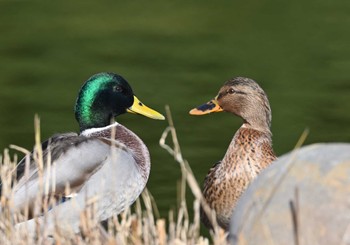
[191, 77, 277, 231]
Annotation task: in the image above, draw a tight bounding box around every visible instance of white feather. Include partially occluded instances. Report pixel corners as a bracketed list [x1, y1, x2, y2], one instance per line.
[81, 122, 119, 137]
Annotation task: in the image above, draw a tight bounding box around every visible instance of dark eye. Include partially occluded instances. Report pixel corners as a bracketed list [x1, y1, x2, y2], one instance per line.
[228, 88, 235, 94]
[113, 86, 123, 93]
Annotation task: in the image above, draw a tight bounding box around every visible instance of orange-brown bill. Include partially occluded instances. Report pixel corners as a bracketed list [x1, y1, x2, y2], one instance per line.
[189, 98, 223, 115]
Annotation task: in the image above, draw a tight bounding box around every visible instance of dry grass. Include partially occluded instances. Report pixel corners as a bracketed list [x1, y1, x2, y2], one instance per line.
[0, 110, 228, 245]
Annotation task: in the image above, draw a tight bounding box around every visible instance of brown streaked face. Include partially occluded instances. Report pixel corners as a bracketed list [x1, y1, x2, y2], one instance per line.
[189, 79, 251, 117]
[215, 82, 251, 117]
[189, 77, 271, 126]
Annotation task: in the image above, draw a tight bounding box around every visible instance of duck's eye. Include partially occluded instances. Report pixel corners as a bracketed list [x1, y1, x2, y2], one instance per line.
[228, 88, 235, 94]
[113, 86, 123, 93]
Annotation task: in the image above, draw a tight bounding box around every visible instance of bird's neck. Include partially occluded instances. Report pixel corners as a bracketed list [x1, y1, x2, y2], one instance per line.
[80, 122, 119, 136]
[242, 120, 272, 136]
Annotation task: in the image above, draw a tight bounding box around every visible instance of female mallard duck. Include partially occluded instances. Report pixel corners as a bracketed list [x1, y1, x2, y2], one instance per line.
[4, 72, 164, 234]
[189, 77, 276, 231]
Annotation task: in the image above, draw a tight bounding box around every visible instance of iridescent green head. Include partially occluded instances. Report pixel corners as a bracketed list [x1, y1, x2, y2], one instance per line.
[75, 72, 164, 132]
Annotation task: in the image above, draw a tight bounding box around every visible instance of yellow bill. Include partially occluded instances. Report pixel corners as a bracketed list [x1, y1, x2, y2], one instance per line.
[189, 97, 223, 115]
[127, 96, 165, 120]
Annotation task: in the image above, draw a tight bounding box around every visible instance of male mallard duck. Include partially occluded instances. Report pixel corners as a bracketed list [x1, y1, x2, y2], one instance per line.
[2, 72, 164, 234]
[189, 77, 276, 231]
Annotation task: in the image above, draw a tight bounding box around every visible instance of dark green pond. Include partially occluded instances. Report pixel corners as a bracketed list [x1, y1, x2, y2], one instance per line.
[1, 0, 350, 223]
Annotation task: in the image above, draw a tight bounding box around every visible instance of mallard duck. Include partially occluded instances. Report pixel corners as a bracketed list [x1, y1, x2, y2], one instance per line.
[189, 77, 276, 231]
[2, 72, 164, 234]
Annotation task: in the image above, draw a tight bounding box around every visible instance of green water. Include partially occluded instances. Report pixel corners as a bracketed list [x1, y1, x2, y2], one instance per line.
[1, 0, 350, 223]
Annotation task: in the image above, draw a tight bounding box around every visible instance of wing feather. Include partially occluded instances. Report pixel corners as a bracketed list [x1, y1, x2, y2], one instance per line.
[11, 136, 131, 214]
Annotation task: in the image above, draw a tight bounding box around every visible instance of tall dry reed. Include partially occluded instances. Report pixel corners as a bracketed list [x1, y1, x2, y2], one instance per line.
[0, 110, 228, 245]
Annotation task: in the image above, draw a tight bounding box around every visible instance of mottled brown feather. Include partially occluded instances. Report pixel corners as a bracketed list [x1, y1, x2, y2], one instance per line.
[199, 77, 277, 231]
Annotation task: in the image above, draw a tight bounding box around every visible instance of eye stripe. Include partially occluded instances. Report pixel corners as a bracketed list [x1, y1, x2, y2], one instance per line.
[226, 89, 247, 95]
[218, 89, 247, 99]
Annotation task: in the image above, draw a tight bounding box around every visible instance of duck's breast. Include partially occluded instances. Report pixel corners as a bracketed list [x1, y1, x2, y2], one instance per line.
[78, 143, 146, 220]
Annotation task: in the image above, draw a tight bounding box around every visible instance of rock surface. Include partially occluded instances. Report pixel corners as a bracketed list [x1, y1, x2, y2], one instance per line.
[229, 143, 350, 245]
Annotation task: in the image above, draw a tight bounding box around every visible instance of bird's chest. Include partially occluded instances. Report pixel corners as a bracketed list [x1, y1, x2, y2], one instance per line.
[79, 149, 147, 220]
[220, 141, 263, 181]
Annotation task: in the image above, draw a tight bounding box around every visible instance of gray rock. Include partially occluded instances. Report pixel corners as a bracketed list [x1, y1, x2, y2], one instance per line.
[230, 143, 350, 245]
